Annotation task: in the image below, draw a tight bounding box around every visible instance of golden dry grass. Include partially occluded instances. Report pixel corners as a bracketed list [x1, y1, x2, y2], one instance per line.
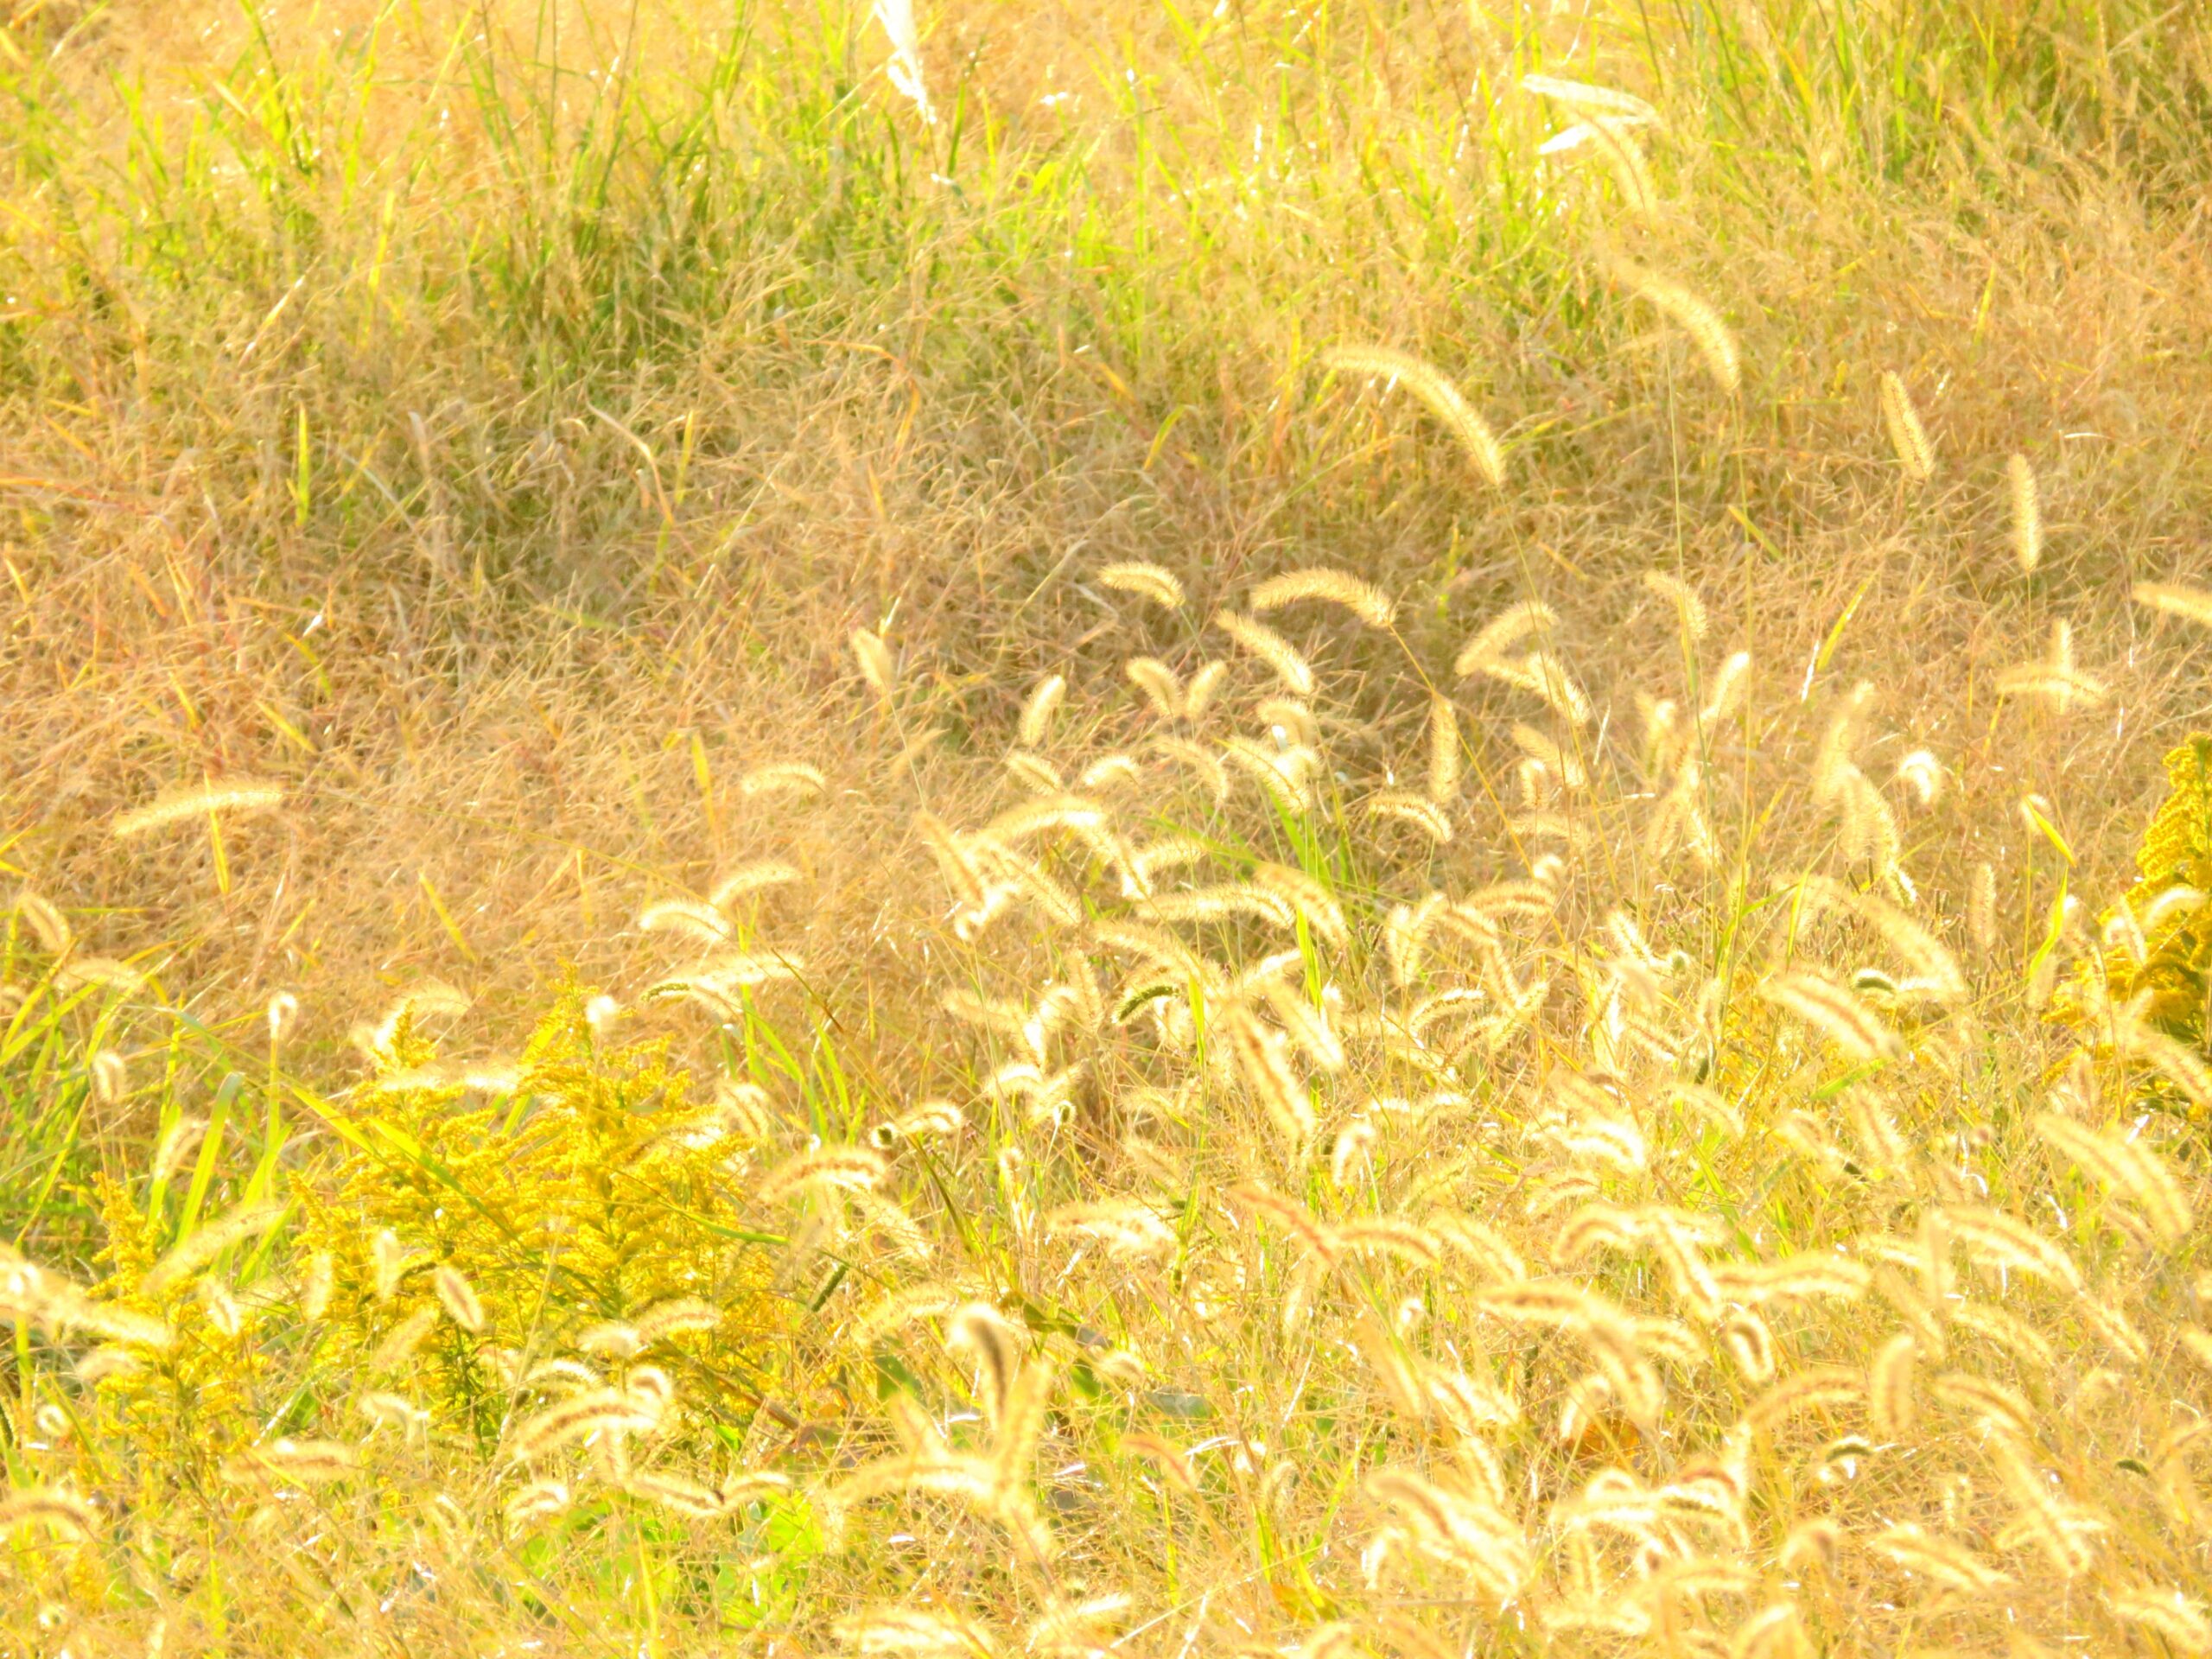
[7, 0, 2212, 1653]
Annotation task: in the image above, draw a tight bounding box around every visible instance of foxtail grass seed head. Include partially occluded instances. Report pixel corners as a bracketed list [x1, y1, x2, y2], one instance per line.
[2107, 1586, 2212, 1652]
[1322, 344, 1505, 487]
[1363, 1465, 1531, 1599]
[577, 1321, 645, 1359]
[113, 778, 283, 838]
[1942, 1204, 2082, 1293]
[1812, 681, 1872, 798]
[1868, 1333, 1917, 1437]
[709, 860, 802, 911]
[1097, 561, 1185, 608]
[1249, 861, 1348, 945]
[202, 1277, 241, 1337]
[1732, 1605, 1810, 1659]
[1510, 724, 1586, 791]
[1577, 116, 1659, 219]
[359, 1390, 426, 1437]
[625, 1365, 677, 1414]
[1520, 73, 1661, 124]
[634, 1297, 723, 1343]
[2033, 1113, 2190, 1243]
[836, 1608, 998, 1656]
[74, 1347, 141, 1384]
[1996, 660, 2109, 712]
[1615, 265, 1738, 392]
[851, 628, 897, 697]
[433, 1262, 485, 1332]
[1249, 567, 1395, 629]
[301, 1252, 333, 1321]
[1482, 648, 1592, 725]
[1424, 694, 1462, 804]
[1878, 372, 1935, 481]
[505, 1478, 573, 1527]
[740, 761, 825, 800]
[1758, 969, 1904, 1061]
[55, 954, 145, 992]
[1183, 659, 1229, 719]
[1212, 610, 1315, 696]
[1125, 657, 1181, 718]
[626, 1469, 727, 1519]
[91, 1048, 127, 1105]
[1970, 861, 1999, 957]
[1789, 874, 1966, 1004]
[1869, 1524, 2012, 1592]
[13, 888, 70, 953]
[249, 1439, 359, 1485]
[1779, 1519, 1840, 1574]
[1121, 1431, 1199, 1493]
[2134, 582, 2212, 629]
[1018, 675, 1066, 747]
[1697, 650, 1751, 729]
[370, 1305, 439, 1375]
[510, 1389, 664, 1462]
[2008, 454, 2043, 572]
[947, 1302, 1024, 1423]
[1949, 1300, 2056, 1370]
[1642, 570, 1709, 643]
[143, 1202, 286, 1295]
[1840, 767, 1903, 877]
[1366, 790, 1453, 842]
[1719, 1309, 1775, 1384]
[719, 1471, 793, 1509]
[913, 811, 988, 910]
[855, 1281, 962, 1347]
[638, 898, 734, 944]
[1005, 752, 1062, 800]
[1043, 1200, 1179, 1261]
[1226, 1014, 1317, 1146]
[1078, 749, 1137, 791]
[1254, 694, 1317, 747]
[1455, 601, 1556, 677]
[372, 1229, 410, 1301]
[757, 1145, 887, 1204]
[0, 1488, 100, 1541]
[1894, 748, 1943, 805]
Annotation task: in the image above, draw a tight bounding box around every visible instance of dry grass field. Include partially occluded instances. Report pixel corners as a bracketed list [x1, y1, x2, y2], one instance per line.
[7, 0, 2212, 1652]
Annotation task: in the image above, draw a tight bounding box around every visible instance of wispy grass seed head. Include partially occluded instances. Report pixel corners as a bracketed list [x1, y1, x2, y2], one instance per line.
[1097, 562, 1185, 608]
[1878, 371, 1936, 481]
[1249, 567, 1395, 629]
[112, 779, 283, 839]
[1322, 345, 1506, 487]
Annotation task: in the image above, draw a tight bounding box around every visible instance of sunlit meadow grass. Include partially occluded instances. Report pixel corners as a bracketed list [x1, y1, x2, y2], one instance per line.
[7, 1, 2212, 1653]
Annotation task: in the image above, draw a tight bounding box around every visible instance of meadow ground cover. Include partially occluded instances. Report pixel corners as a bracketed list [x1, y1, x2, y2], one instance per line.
[6, 0, 2212, 1652]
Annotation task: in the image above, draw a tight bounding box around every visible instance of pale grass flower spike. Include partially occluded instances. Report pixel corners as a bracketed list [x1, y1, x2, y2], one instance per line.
[1878, 371, 1936, 481]
[112, 779, 283, 838]
[1322, 344, 1506, 487]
